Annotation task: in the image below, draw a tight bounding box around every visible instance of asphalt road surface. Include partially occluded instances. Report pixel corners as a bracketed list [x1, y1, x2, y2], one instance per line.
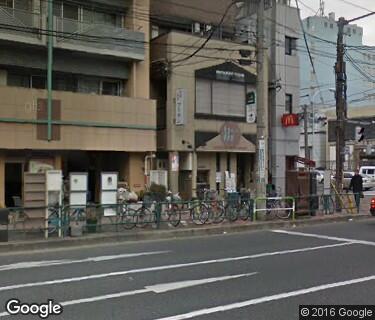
[0, 219, 375, 319]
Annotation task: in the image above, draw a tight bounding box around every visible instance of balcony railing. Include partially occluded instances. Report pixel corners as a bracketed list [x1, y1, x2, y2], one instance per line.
[0, 6, 145, 60]
[54, 17, 145, 60]
[0, 6, 41, 40]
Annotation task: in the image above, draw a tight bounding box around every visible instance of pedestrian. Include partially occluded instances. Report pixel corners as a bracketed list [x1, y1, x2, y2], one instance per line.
[349, 170, 363, 213]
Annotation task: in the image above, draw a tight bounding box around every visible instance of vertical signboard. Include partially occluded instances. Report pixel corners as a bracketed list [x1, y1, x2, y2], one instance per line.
[246, 91, 257, 124]
[170, 152, 179, 172]
[175, 88, 186, 126]
[258, 139, 265, 180]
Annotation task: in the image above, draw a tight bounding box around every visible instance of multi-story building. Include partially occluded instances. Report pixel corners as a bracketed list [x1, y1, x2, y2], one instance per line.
[0, 0, 156, 207]
[151, 0, 259, 199]
[237, 0, 302, 194]
[299, 11, 375, 168]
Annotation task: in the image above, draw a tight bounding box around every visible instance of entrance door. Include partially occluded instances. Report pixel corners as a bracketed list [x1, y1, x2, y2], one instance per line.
[5, 163, 23, 207]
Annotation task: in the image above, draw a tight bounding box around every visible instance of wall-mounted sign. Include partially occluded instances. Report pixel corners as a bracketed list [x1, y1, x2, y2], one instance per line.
[258, 140, 265, 180]
[175, 89, 186, 126]
[170, 152, 179, 172]
[216, 70, 245, 82]
[246, 91, 257, 124]
[220, 122, 241, 147]
[281, 113, 299, 127]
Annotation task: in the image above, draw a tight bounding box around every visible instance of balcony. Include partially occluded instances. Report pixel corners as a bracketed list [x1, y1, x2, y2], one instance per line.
[0, 6, 43, 46]
[0, 86, 156, 152]
[0, 6, 145, 60]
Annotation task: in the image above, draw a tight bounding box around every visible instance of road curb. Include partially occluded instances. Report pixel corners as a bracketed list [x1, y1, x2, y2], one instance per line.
[0, 214, 372, 253]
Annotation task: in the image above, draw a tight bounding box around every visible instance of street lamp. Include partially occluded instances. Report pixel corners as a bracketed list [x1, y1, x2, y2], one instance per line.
[310, 88, 335, 162]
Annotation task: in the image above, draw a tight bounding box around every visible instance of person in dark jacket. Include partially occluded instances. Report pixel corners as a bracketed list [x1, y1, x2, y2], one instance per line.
[349, 170, 363, 213]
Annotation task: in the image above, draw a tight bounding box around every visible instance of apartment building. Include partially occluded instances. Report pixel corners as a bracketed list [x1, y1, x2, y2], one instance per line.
[0, 0, 156, 206]
[150, 0, 259, 199]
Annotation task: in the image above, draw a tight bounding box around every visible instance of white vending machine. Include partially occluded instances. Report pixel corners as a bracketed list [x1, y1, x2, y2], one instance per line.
[69, 173, 88, 206]
[101, 172, 118, 217]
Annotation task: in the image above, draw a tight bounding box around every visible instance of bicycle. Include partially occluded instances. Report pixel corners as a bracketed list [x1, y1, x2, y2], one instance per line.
[266, 197, 293, 219]
[119, 202, 138, 230]
[200, 189, 225, 224]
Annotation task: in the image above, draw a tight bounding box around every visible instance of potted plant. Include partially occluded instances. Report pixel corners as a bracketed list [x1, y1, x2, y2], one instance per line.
[86, 206, 98, 233]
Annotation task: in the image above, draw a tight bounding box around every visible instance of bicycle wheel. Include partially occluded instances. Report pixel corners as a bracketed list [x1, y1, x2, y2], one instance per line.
[275, 200, 292, 220]
[211, 202, 225, 224]
[225, 204, 238, 222]
[166, 203, 181, 227]
[48, 209, 59, 234]
[191, 203, 209, 225]
[70, 208, 86, 222]
[238, 202, 250, 221]
[136, 207, 154, 228]
[121, 208, 137, 230]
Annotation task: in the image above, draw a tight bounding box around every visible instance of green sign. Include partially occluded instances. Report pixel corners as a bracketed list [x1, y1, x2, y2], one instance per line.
[246, 92, 256, 105]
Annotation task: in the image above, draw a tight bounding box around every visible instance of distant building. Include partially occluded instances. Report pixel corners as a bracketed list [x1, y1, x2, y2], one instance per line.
[299, 12, 375, 168]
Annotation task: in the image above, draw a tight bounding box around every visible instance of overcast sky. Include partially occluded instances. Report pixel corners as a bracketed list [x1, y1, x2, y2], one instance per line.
[299, 0, 375, 45]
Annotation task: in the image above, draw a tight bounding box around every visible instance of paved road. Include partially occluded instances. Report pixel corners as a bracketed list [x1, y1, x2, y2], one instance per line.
[0, 219, 375, 319]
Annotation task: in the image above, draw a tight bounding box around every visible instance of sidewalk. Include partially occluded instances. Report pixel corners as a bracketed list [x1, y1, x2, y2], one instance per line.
[0, 213, 373, 253]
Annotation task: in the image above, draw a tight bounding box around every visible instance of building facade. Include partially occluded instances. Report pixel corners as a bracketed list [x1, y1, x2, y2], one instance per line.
[0, 0, 156, 207]
[236, 0, 302, 195]
[151, 0, 259, 199]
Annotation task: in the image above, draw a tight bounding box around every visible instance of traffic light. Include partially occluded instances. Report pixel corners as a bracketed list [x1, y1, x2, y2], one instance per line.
[356, 126, 365, 143]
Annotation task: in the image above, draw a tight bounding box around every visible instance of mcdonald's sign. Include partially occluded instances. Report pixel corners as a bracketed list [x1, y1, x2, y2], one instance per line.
[281, 113, 299, 127]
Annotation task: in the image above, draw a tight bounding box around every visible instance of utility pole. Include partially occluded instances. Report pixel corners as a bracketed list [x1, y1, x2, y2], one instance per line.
[47, 0, 53, 141]
[335, 17, 347, 210]
[303, 105, 310, 160]
[255, 0, 268, 196]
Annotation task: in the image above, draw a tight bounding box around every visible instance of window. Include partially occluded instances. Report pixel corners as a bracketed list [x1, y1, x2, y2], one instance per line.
[353, 28, 356, 34]
[324, 22, 328, 28]
[195, 79, 246, 118]
[285, 36, 296, 55]
[330, 23, 333, 29]
[31, 75, 46, 89]
[78, 78, 100, 94]
[7, 73, 30, 87]
[285, 94, 293, 113]
[102, 80, 121, 96]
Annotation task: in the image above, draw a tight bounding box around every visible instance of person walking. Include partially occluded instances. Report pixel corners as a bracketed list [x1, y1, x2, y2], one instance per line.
[349, 170, 363, 213]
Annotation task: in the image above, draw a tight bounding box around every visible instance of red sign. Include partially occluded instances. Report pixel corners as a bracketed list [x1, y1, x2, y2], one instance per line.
[281, 114, 299, 127]
[295, 156, 316, 168]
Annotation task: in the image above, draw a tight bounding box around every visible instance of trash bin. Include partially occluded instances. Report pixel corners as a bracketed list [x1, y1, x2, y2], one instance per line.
[0, 208, 9, 242]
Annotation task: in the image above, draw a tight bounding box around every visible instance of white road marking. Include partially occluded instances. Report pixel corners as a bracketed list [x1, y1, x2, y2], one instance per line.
[153, 275, 375, 320]
[0, 243, 351, 292]
[272, 229, 375, 246]
[0, 273, 258, 317]
[0, 251, 170, 272]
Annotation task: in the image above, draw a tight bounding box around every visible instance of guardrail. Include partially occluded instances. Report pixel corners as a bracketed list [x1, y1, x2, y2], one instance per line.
[253, 197, 296, 222]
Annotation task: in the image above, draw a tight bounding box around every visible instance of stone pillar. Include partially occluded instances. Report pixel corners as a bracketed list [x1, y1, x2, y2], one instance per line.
[220, 153, 227, 195]
[0, 154, 4, 207]
[125, 0, 150, 99]
[169, 152, 179, 193]
[191, 152, 197, 198]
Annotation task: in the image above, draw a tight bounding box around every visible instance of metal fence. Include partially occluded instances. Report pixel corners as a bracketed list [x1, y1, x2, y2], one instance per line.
[2, 192, 373, 241]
